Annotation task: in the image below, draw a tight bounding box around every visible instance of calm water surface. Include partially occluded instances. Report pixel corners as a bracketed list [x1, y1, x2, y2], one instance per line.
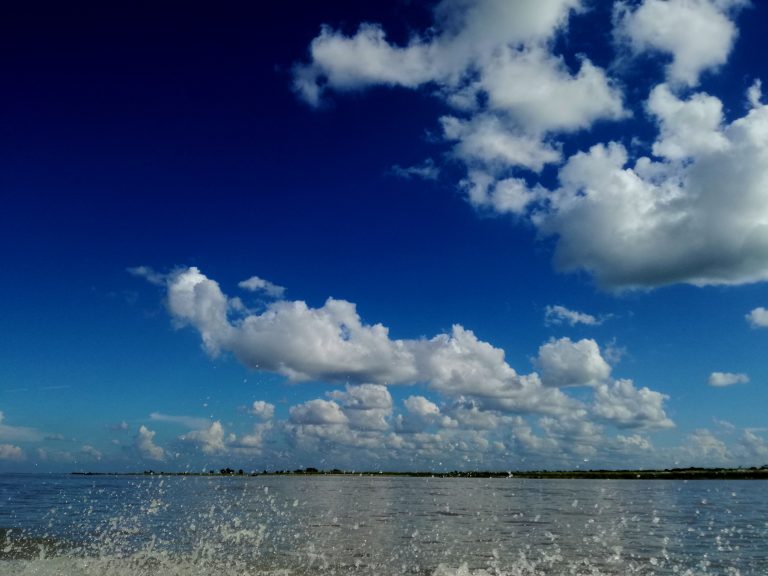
[1, 474, 766, 575]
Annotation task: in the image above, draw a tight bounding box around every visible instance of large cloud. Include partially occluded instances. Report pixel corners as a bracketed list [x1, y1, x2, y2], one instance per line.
[162, 267, 587, 416]
[536, 91, 768, 288]
[294, 0, 588, 102]
[294, 0, 625, 176]
[293, 0, 766, 291]
[130, 267, 685, 469]
[168, 267, 418, 384]
[475, 46, 626, 134]
[145, 268, 675, 447]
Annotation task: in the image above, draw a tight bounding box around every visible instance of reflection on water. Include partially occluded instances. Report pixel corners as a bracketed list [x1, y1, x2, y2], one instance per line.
[1, 474, 766, 574]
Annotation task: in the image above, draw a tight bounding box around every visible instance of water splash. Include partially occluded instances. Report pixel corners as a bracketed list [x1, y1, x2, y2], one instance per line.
[1, 475, 765, 575]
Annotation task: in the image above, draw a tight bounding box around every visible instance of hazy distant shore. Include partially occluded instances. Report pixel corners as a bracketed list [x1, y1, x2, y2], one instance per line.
[69, 466, 768, 480]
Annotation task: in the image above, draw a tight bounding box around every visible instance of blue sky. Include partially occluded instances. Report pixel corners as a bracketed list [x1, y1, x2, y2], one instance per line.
[2, 0, 768, 472]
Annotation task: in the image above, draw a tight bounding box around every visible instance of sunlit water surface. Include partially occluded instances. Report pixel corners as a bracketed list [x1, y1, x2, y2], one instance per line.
[1, 474, 766, 575]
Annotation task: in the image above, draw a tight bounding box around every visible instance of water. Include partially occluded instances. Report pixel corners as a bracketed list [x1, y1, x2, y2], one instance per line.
[1, 474, 766, 575]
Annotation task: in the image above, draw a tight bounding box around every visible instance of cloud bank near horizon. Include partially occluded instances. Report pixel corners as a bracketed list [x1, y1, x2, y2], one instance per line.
[5, 265, 762, 470]
[117, 265, 682, 468]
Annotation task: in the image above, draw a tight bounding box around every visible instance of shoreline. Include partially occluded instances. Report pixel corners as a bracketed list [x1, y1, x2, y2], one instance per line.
[67, 466, 768, 480]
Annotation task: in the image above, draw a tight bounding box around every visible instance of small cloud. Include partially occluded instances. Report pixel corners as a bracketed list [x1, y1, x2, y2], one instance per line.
[107, 421, 130, 432]
[603, 340, 626, 366]
[389, 158, 440, 181]
[136, 425, 166, 462]
[708, 372, 749, 387]
[0, 411, 43, 442]
[747, 79, 762, 108]
[740, 429, 768, 459]
[149, 412, 211, 429]
[614, 434, 652, 452]
[289, 399, 348, 425]
[535, 337, 611, 388]
[249, 401, 275, 421]
[36, 448, 74, 463]
[238, 276, 285, 299]
[592, 379, 674, 430]
[128, 266, 167, 286]
[713, 418, 736, 432]
[0, 444, 25, 461]
[179, 421, 229, 455]
[746, 307, 768, 328]
[545, 305, 601, 327]
[80, 445, 103, 461]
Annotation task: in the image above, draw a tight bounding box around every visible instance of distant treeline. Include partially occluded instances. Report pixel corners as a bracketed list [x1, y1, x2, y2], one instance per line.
[72, 465, 768, 480]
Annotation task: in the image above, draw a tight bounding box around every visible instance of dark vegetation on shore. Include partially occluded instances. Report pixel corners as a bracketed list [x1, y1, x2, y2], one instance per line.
[72, 465, 768, 480]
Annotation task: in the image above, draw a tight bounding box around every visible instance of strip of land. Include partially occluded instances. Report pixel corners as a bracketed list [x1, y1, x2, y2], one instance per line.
[72, 466, 768, 480]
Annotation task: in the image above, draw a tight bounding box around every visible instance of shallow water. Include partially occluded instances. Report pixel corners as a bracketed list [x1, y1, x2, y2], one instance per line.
[1, 474, 766, 575]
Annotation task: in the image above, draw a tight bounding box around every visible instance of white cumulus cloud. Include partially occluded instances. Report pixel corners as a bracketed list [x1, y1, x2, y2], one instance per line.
[615, 0, 747, 87]
[535, 337, 612, 387]
[684, 428, 730, 463]
[328, 384, 393, 431]
[536, 91, 768, 288]
[544, 305, 601, 326]
[149, 412, 211, 429]
[442, 115, 562, 172]
[0, 444, 24, 461]
[647, 83, 730, 160]
[461, 170, 548, 216]
[0, 411, 43, 443]
[238, 275, 285, 299]
[294, 0, 625, 182]
[390, 158, 440, 181]
[746, 307, 768, 328]
[157, 267, 585, 417]
[180, 421, 230, 455]
[290, 399, 348, 426]
[249, 401, 275, 421]
[476, 45, 626, 134]
[592, 379, 674, 429]
[708, 371, 749, 387]
[739, 429, 768, 459]
[136, 425, 166, 462]
[80, 445, 103, 461]
[142, 267, 677, 451]
[234, 422, 273, 452]
[290, 0, 766, 292]
[396, 395, 444, 432]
